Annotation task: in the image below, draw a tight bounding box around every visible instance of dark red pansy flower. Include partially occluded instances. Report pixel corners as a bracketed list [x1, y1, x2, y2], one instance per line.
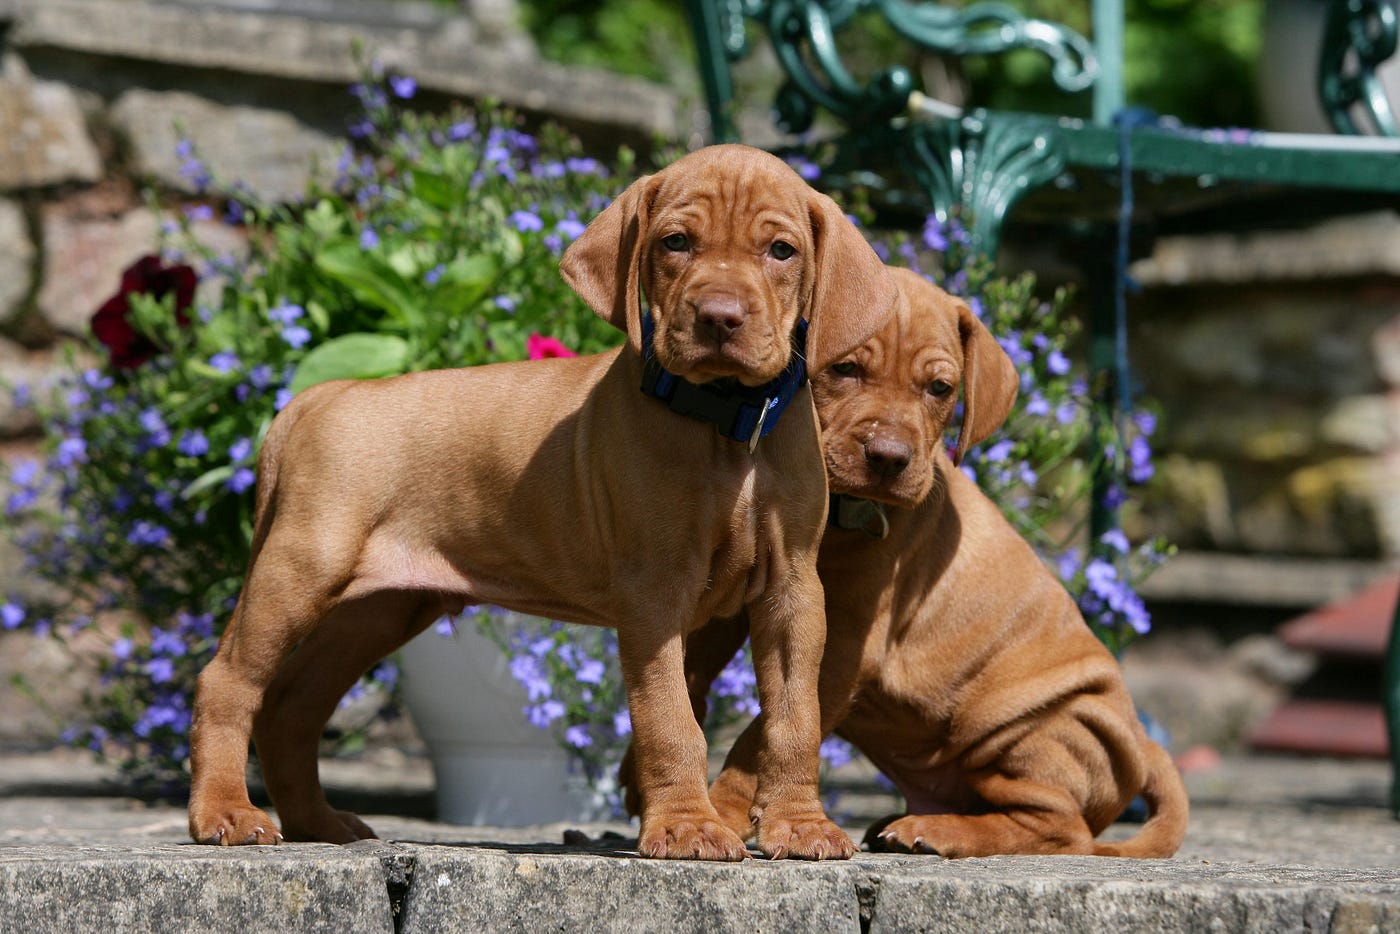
[90, 255, 198, 369]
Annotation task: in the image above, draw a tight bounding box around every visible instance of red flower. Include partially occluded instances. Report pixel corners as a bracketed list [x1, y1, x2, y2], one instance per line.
[90, 255, 198, 370]
[526, 333, 578, 360]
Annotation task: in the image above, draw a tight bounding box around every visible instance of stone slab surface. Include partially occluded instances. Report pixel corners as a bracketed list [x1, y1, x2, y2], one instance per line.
[0, 751, 1397, 932]
[6, 0, 681, 142]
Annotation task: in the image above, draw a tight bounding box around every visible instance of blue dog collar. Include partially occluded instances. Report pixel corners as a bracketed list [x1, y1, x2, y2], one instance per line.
[640, 311, 809, 453]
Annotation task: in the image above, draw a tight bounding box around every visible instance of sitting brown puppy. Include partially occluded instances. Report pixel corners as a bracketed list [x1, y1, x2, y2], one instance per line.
[660, 266, 1188, 858]
[186, 145, 898, 861]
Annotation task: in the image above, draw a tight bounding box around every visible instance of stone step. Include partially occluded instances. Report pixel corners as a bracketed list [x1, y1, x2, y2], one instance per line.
[1247, 698, 1389, 758]
[4, 836, 1399, 933]
[1278, 577, 1400, 659]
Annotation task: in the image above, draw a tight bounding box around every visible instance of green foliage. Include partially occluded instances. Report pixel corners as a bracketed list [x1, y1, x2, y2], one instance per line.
[0, 67, 628, 781]
[523, 0, 693, 84]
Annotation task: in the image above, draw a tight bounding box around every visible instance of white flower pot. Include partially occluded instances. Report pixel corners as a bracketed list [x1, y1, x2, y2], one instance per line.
[397, 614, 607, 826]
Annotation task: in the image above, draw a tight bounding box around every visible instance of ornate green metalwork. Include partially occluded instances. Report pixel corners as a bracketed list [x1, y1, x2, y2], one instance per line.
[1319, 0, 1399, 136]
[687, 0, 1098, 139]
[903, 112, 1067, 254]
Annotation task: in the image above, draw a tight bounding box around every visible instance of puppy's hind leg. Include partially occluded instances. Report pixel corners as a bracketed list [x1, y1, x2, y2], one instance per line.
[253, 590, 440, 844]
[871, 772, 1096, 858]
[187, 538, 347, 846]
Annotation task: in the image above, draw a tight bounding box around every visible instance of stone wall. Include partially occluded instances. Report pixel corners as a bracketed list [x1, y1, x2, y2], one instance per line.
[0, 0, 685, 444]
[1128, 214, 1400, 561]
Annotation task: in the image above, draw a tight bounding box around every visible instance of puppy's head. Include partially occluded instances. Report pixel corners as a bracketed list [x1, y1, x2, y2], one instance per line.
[560, 144, 896, 386]
[812, 267, 1019, 508]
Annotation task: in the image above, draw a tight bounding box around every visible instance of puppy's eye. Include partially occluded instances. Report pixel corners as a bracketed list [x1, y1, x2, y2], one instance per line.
[661, 233, 689, 252]
[928, 380, 954, 397]
[831, 361, 859, 377]
[769, 240, 796, 260]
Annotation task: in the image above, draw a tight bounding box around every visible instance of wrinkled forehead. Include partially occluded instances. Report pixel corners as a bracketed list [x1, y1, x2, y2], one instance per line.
[650, 148, 809, 228]
[889, 270, 964, 360]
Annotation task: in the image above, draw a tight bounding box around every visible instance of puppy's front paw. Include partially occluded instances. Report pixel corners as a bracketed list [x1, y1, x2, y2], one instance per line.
[753, 802, 855, 861]
[189, 803, 283, 846]
[638, 814, 750, 861]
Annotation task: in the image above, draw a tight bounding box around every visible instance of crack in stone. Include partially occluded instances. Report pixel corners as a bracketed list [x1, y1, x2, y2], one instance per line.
[856, 873, 881, 934]
[379, 850, 417, 934]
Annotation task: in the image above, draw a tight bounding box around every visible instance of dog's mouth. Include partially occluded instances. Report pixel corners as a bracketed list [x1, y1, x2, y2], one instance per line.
[658, 331, 789, 387]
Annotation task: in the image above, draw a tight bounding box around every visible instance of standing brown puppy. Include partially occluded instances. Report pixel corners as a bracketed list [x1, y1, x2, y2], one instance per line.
[186, 145, 897, 861]
[666, 267, 1188, 858]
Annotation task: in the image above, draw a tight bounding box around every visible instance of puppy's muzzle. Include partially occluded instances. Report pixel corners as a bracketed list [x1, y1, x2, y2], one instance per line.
[693, 294, 748, 347]
[864, 433, 913, 480]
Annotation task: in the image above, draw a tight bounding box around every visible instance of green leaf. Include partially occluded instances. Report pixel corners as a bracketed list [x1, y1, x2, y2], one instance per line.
[288, 332, 410, 394]
[182, 465, 234, 500]
[432, 254, 498, 313]
[409, 167, 457, 212]
[314, 242, 424, 329]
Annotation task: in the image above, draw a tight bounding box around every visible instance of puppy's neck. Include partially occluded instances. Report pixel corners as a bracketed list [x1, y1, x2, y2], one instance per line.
[639, 311, 808, 452]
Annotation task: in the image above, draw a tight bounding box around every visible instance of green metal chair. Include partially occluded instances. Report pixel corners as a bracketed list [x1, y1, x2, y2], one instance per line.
[684, 0, 1400, 816]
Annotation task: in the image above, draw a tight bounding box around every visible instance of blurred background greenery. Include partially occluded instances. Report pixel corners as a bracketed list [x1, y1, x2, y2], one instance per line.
[518, 0, 1264, 129]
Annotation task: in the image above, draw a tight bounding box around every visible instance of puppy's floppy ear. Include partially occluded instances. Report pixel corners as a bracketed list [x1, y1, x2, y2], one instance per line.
[953, 302, 1019, 466]
[804, 191, 899, 371]
[559, 173, 656, 355]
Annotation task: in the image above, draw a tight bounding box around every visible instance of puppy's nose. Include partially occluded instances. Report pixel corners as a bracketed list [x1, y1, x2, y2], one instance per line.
[864, 435, 912, 480]
[695, 295, 746, 342]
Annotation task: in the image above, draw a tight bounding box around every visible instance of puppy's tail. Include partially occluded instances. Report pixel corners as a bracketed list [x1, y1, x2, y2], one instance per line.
[1092, 738, 1189, 858]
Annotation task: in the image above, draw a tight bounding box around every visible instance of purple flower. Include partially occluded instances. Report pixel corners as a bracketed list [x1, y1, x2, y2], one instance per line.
[922, 215, 948, 252]
[544, 234, 563, 254]
[433, 617, 456, 637]
[510, 210, 544, 233]
[249, 365, 275, 389]
[1100, 528, 1130, 554]
[424, 264, 446, 285]
[139, 408, 170, 447]
[575, 657, 605, 685]
[209, 351, 240, 373]
[389, 74, 417, 99]
[564, 724, 592, 748]
[509, 654, 551, 701]
[275, 388, 295, 411]
[150, 627, 188, 658]
[112, 637, 133, 660]
[1, 602, 24, 629]
[1128, 435, 1155, 484]
[447, 120, 475, 142]
[1133, 410, 1158, 437]
[1055, 401, 1078, 425]
[144, 657, 175, 684]
[555, 217, 586, 241]
[177, 430, 209, 457]
[1024, 392, 1050, 416]
[525, 699, 565, 728]
[565, 157, 602, 175]
[185, 205, 214, 223]
[360, 227, 380, 250]
[1085, 557, 1118, 594]
[494, 295, 517, 313]
[787, 157, 821, 181]
[268, 302, 303, 325]
[226, 467, 256, 494]
[819, 736, 854, 770]
[983, 439, 1015, 463]
[127, 521, 170, 548]
[281, 325, 312, 349]
[54, 437, 87, 468]
[1056, 547, 1082, 583]
[613, 707, 631, 737]
[228, 437, 253, 462]
[1047, 349, 1071, 375]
